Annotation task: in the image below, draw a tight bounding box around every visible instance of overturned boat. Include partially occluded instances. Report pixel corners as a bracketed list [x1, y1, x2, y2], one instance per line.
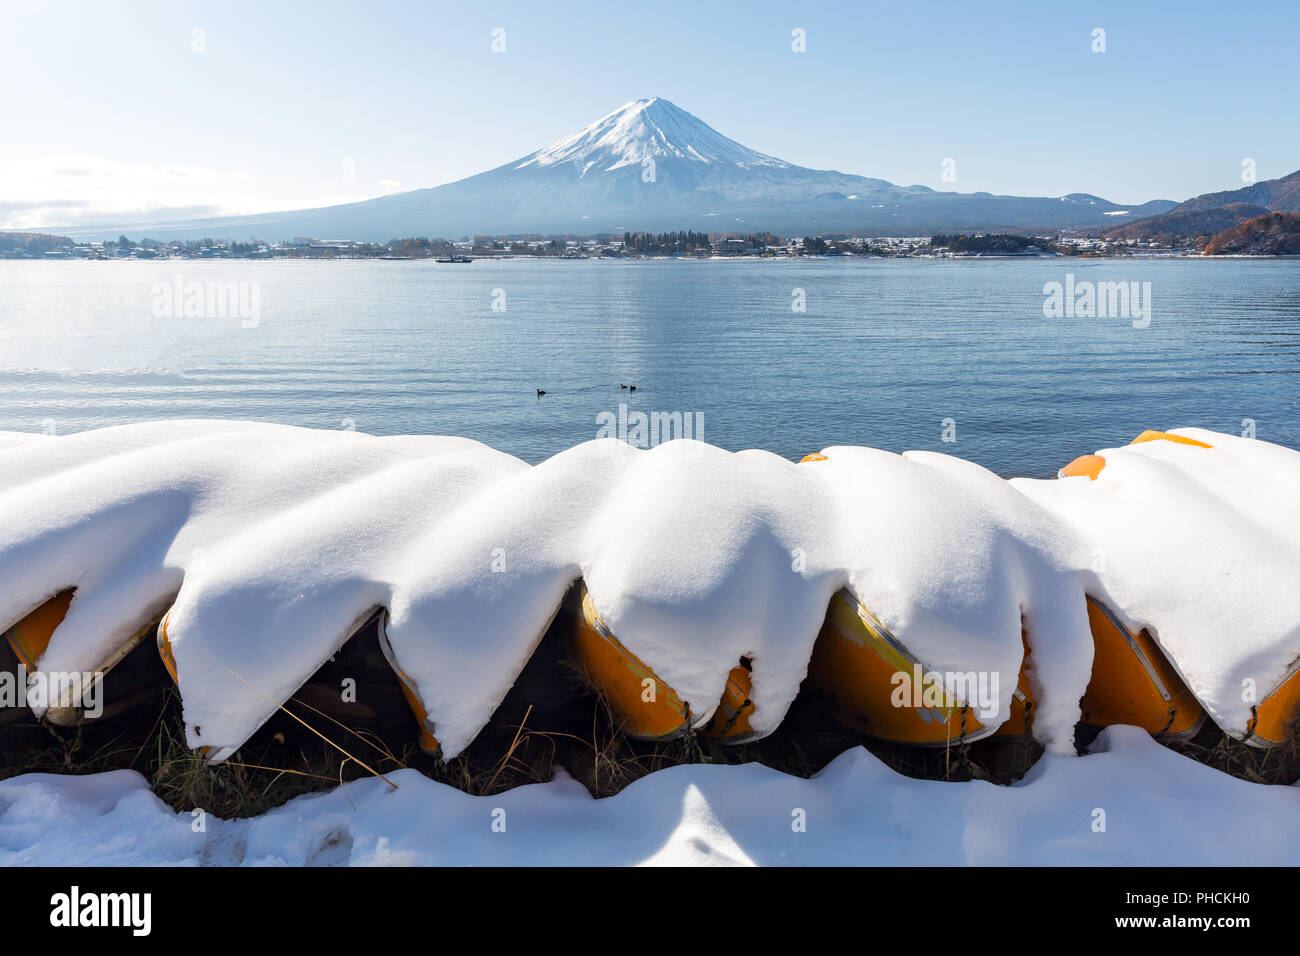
[1, 421, 1296, 784]
[1057, 429, 1298, 748]
[560, 580, 759, 743]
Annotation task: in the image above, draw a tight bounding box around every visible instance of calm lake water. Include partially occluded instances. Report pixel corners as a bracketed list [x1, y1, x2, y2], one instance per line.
[0, 258, 1296, 477]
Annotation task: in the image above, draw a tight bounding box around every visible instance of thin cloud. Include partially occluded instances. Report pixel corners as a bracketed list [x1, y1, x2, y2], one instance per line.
[0, 154, 402, 232]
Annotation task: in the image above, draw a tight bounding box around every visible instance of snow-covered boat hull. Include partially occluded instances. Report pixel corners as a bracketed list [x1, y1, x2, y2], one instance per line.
[806, 587, 1025, 745]
[562, 582, 691, 741]
[1080, 597, 1203, 741]
[3, 589, 163, 726]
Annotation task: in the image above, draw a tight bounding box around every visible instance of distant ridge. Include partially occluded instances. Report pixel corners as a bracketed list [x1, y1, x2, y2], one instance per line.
[71, 97, 1176, 241]
[1108, 169, 1300, 244]
[1204, 211, 1300, 255]
[0, 231, 75, 254]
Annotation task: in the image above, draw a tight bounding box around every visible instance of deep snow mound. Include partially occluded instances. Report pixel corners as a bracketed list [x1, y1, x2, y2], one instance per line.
[1012, 428, 1300, 739]
[1, 422, 1297, 762]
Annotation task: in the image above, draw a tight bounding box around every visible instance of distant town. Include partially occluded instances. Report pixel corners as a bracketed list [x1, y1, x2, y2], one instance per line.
[0, 230, 1213, 261]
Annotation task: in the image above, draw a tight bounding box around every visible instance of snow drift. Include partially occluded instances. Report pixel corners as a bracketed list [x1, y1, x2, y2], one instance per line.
[2, 727, 1298, 866]
[1, 421, 1298, 761]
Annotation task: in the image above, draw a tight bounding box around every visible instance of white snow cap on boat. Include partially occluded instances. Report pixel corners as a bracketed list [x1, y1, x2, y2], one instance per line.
[1011, 427, 1300, 739]
[0, 421, 1296, 758]
[0, 421, 521, 750]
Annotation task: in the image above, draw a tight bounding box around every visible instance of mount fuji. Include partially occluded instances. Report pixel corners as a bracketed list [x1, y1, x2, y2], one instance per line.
[102, 97, 1175, 240]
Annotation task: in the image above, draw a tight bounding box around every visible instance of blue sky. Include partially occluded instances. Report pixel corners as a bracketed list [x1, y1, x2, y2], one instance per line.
[2, 0, 1297, 229]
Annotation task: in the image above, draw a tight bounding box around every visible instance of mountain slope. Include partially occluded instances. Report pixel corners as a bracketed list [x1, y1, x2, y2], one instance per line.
[1168, 169, 1300, 214]
[85, 98, 1175, 241]
[1204, 212, 1300, 255]
[1107, 169, 1300, 243]
[1107, 203, 1272, 245]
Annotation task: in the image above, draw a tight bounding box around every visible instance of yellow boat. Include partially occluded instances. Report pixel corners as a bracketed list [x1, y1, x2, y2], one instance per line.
[561, 582, 691, 740]
[2, 591, 75, 674]
[561, 581, 759, 743]
[2, 589, 162, 726]
[1061, 428, 1296, 747]
[1081, 596, 1203, 740]
[8, 425, 1289, 765]
[698, 658, 758, 742]
[797, 451, 1035, 744]
[375, 610, 441, 755]
[992, 631, 1036, 739]
[806, 587, 1031, 745]
[1058, 429, 1211, 480]
[159, 603, 442, 762]
[1246, 661, 1300, 748]
[803, 585, 1207, 747]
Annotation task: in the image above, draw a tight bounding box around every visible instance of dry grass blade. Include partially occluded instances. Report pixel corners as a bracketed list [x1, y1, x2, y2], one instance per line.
[485, 704, 533, 794]
[284, 693, 408, 769]
[220, 663, 398, 789]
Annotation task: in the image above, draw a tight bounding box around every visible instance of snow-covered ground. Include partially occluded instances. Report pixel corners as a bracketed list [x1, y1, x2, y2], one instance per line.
[2, 727, 1297, 866]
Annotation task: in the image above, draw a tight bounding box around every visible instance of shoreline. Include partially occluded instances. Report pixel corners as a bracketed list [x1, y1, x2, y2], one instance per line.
[7, 252, 1298, 263]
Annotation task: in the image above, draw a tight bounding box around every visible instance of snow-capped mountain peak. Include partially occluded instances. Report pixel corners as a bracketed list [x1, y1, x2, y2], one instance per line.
[516, 97, 790, 175]
[103, 97, 1177, 241]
